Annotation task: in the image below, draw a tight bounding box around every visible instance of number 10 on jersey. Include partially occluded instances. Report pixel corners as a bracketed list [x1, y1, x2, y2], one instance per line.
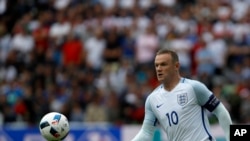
[166, 111, 179, 126]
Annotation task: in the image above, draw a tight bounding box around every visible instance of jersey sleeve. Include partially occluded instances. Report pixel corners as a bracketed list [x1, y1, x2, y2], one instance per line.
[212, 103, 232, 141]
[131, 95, 157, 141]
[191, 80, 220, 112]
[143, 96, 158, 126]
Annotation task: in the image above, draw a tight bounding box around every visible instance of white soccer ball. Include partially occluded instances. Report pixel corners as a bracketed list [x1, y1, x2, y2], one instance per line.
[39, 112, 70, 141]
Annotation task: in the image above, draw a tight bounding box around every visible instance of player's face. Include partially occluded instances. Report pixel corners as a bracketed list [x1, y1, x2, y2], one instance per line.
[155, 53, 179, 83]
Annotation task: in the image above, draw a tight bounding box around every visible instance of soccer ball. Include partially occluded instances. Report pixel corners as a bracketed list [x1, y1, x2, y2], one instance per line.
[39, 112, 70, 141]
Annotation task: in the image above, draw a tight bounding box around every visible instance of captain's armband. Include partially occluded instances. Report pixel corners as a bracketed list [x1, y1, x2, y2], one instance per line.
[203, 95, 220, 112]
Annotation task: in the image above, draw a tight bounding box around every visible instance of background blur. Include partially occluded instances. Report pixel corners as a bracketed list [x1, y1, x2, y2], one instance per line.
[0, 0, 249, 140]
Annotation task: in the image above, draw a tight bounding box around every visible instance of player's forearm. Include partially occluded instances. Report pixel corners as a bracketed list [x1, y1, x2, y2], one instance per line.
[131, 123, 155, 141]
[131, 130, 152, 141]
[213, 103, 232, 141]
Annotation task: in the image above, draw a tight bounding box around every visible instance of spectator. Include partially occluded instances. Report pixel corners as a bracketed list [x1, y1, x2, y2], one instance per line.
[135, 24, 159, 66]
[169, 33, 193, 77]
[49, 10, 71, 46]
[84, 27, 106, 72]
[195, 38, 215, 76]
[10, 22, 34, 57]
[61, 32, 85, 67]
[84, 90, 108, 122]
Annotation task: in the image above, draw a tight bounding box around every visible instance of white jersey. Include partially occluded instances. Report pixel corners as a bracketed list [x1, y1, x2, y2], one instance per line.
[144, 78, 220, 141]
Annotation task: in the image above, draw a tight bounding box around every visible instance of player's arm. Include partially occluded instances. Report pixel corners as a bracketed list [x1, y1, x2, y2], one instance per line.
[132, 96, 157, 141]
[212, 102, 232, 141]
[203, 95, 232, 141]
[131, 121, 156, 141]
[192, 81, 232, 141]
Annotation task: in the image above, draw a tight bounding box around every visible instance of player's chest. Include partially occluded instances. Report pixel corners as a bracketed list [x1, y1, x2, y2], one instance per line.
[151, 90, 196, 120]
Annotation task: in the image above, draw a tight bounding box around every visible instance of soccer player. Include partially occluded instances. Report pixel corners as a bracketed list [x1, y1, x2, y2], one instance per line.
[132, 48, 232, 141]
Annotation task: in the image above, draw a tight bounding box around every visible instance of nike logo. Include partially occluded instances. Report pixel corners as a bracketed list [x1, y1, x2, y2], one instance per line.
[156, 104, 163, 108]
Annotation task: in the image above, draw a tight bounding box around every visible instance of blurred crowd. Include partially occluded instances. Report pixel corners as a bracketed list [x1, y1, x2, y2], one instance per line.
[0, 0, 249, 127]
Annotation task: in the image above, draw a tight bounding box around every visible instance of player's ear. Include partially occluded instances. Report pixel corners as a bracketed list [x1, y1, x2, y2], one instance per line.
[175, 62, 180, 70]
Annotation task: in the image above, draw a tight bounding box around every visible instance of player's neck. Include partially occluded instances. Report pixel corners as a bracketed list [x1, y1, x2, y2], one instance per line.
[163, 75, 181, 91]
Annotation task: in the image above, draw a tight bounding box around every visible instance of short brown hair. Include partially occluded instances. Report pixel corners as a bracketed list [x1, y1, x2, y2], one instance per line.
[156, 48, 179, 63]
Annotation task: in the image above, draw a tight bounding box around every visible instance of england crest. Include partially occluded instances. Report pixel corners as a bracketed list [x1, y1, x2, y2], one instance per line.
[177, 93, 188, 106]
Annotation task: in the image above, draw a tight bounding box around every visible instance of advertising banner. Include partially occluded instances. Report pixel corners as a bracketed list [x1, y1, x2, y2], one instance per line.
[0, 123, 225, 141]
[0, 124, 121, 141]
